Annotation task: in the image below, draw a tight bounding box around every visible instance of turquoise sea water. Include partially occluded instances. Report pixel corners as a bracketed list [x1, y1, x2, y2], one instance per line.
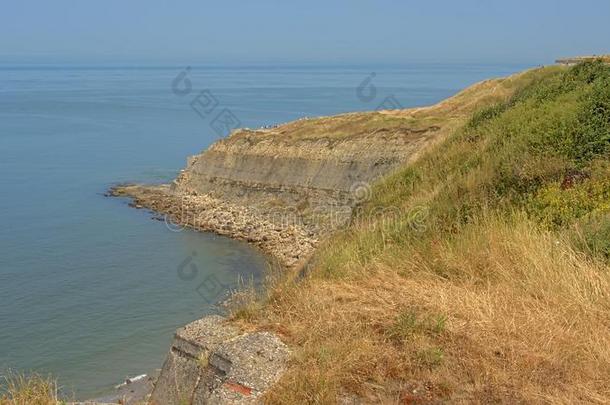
[0, 63, 531, 398]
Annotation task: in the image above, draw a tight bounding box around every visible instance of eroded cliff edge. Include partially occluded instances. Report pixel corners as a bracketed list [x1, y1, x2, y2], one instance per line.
[111, 72, 523, 268]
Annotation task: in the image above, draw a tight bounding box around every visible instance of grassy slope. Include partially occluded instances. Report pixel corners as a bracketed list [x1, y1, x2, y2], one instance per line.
[233, 62, 610, 404]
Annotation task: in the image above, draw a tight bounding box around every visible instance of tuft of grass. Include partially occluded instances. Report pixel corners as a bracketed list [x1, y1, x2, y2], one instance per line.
[197, 350, 210, 369]
[574, 211, 610, 261]
[0, 372, 61, 405]
[387, 311, 446, 342]
[415, 347, 444, 369]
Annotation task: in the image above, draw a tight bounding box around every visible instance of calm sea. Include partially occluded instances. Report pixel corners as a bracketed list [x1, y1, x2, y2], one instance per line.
[0, 63, 530, 398]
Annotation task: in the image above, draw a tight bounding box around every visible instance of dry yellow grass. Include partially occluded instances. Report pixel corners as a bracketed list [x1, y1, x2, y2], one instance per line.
[235, 216, 610, 404]
[0, 372, 59, 405]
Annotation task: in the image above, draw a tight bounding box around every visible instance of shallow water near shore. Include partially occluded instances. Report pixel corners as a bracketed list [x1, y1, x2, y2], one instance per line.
[0, 62, 531, 398]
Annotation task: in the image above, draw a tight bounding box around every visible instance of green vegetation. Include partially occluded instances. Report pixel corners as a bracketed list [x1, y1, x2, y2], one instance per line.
[319, 60, 610, 273]
[236, 61, 610, 403]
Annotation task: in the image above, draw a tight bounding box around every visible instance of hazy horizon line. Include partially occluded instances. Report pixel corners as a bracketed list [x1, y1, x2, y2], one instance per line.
[0, 58, 548, 68]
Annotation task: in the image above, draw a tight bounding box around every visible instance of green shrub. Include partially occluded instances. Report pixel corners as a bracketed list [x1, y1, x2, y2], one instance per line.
[529, 174, 610, 227]
[571, 78, 610, 162]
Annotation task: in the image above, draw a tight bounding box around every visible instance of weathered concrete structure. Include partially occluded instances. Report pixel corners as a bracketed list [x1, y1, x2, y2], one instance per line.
[149, 315, 290, 405]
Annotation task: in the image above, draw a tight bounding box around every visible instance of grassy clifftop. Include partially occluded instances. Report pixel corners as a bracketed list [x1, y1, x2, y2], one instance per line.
[234, 61, 610, 403]
[226, 65, 558, 144]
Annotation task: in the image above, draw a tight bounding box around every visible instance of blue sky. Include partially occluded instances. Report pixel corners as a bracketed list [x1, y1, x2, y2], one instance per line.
[1, 0, 609, 65]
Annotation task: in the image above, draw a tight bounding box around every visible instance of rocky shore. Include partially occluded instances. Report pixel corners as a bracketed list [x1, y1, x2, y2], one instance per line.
[108, 184, 321, 269]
